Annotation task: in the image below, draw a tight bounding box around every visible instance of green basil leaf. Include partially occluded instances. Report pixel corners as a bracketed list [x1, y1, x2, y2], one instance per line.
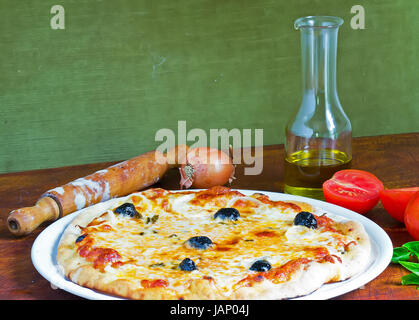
[401, 273, 419, 286]
[392, 247, 411, 263]
[399, 261, 419, 276]
[402, 241, 419, 260]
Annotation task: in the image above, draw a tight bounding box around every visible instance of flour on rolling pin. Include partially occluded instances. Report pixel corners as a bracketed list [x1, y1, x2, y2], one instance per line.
[48, 176, 111, 210]
[43, 151, 168, 217]
[7, 150, 171, 236]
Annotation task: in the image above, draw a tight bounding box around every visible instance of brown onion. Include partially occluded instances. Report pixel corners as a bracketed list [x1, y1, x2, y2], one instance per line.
[179, 147, 235, 189]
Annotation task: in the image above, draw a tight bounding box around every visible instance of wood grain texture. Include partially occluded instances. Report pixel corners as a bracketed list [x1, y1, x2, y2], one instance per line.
[0, 133, 418, 300]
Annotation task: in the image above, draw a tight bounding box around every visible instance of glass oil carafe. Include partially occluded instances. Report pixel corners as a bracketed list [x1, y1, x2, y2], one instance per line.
[284, 16, 352, 199]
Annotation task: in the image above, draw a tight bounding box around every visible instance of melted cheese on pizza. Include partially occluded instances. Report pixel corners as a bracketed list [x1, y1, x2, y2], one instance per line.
[73, 186, 359, 298]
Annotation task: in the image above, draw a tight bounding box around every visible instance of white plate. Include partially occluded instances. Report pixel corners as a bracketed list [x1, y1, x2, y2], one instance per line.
[31, 189, 393, 300]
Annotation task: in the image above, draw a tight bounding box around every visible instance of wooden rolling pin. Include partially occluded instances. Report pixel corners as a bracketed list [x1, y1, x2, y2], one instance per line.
[7, 145, 188, 236]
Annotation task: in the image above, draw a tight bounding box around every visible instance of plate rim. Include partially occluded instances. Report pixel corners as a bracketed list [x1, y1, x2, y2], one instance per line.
[31, 188, 393, 300]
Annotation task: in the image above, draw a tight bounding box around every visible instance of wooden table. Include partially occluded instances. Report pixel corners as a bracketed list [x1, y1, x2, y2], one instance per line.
[0, 133, 418, 300]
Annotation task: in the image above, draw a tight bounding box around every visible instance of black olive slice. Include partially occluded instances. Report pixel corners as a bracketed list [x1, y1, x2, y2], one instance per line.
[185, 236, 213, 250]
[75, 234, 87, 243]
[213, 208, 240, 221]
[293, 211, 317, 229]
[114, 203, 140, 218]
[179, 258, 197, 271]
[249, 259, 272, 272]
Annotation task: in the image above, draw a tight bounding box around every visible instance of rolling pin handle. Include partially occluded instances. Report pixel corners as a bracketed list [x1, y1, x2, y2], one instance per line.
[7, 197, 61, 236]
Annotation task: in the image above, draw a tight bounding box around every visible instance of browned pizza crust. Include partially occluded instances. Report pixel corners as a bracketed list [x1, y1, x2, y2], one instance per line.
[56, 188, 371, 300]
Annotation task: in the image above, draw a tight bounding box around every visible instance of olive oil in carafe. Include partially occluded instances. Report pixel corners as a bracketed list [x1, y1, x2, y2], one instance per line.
[285, 16, 352, 200]
[284, 149, 351, 199]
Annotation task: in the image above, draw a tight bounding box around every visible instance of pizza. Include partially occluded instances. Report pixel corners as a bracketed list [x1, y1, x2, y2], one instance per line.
[56, 186, 371, 300]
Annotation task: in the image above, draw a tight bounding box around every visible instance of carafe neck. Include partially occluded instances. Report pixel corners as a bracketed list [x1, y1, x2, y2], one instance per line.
[296, 17, 343, 106]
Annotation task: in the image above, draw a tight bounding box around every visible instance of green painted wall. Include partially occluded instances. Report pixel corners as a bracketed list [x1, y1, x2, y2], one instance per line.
[0, 0, 418, 173]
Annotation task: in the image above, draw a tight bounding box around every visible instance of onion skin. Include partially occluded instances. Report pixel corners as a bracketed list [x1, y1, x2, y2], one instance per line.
[179, 147, 235, 189]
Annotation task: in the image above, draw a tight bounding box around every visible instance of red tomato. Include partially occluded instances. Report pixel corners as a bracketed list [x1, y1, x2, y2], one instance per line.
[404, 191, 419, 241]
[323, 169, 384, 214]
[379, 187, 419, 222]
